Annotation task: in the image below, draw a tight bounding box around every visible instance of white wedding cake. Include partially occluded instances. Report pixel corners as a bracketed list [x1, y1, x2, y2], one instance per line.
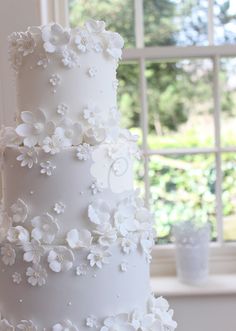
[0, 20, 177, 331]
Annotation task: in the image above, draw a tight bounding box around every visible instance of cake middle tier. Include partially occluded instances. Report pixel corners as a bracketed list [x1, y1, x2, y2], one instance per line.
[2, 143, 134, 244]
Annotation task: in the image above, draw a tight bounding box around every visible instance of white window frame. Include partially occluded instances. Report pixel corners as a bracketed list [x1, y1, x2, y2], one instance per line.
[41, 0, 236, 275]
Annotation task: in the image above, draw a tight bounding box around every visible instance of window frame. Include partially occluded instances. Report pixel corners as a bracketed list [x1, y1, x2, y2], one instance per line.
[41, 0, 236, 275]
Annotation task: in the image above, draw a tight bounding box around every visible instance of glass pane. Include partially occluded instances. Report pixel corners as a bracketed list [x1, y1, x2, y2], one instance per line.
[144, 0, 208, 46]
[68, 0, 135, 47]
[222, 153, 236, 241]
[149, 154, 216, 244]
[214, 0, 236, 45]
[117, 62, 141, 136]
[220, 58, 236, 147]
[146, 59, 214, 149]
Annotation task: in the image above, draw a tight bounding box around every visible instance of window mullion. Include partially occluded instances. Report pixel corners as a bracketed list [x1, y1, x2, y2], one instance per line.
[139, 57, 149, 207]
[134, 0, 144, 48]
[213, 56, 223, 244]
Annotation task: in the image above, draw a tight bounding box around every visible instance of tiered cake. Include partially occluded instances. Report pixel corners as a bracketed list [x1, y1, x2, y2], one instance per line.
[0, 20, 177, 331]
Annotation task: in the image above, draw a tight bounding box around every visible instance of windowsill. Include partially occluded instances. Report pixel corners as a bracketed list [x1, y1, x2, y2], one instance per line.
[151, 274, 236, 297]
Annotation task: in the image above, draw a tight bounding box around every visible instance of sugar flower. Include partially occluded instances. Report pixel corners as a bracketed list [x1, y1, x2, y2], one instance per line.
[1, 244, 16, 266]
[66, 229, 92, 249]
[48, 246, 75, 272]
[88, 200, 111, 225]
[16, 109, 55, 147]
[26, 264, 47, 287]
[23, 239, 45, 264]
[31, 213, 59, 244]
[7, 226, 29, 244]
[52, 320, 78, 331]
[42, 23, 70, 53]
[87, 245, 111, 269]
[16, 147, 38, 168]
[10, 198, 28, 223]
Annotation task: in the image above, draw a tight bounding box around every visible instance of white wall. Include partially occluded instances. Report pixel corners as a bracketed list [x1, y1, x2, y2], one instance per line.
[168, 294, 236, 331]
[0, 0, 41, 126]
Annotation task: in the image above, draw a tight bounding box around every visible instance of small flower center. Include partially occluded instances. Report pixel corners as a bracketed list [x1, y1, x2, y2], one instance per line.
[33, 122, 43, 134]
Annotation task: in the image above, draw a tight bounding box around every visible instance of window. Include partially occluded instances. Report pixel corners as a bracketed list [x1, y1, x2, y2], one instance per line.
[56, 0, 236, 247]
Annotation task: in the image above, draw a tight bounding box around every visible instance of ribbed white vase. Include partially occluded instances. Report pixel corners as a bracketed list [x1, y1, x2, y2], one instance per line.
[173, 221, 210, 285]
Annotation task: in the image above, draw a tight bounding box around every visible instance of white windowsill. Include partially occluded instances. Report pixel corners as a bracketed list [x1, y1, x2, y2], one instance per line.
[151, 274, 236, 297]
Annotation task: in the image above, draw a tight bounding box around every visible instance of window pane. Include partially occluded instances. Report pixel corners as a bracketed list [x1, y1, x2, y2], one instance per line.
[214, 0, 236, 45]
[223, 153, 236, 241]
[220, 58, 236, 147]
[146, 59, 214, 149]
[117, 62, 144, 195]
[68, 0, 135, 47]
[149, 154, 216, 244]
[144, 0, 208, 46]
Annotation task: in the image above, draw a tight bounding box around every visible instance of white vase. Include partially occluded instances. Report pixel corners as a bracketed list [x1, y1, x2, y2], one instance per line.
[173, 221, 210, 285]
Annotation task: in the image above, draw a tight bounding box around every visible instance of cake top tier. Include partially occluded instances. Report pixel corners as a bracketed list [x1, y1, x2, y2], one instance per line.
[8, 20, 124, 146]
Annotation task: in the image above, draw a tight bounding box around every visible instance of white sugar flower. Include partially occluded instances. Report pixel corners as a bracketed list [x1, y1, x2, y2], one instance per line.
[74, 28, 92, 53]
[26, 264, 47, 286]
[23, 239, 45, 264]
[16, 147, 38, 168]
[105, 32, 124, 60]
[90, 181, 104, 195]
[140, 231, 154, 257]
[85, 19, 106, 33]
[120, 261, 128, 272]
[52, 320, 78, 331]
[66, 229, 92, 249]
[76, 143, 93, 161]
[42, 136, 63, 155]
[100, 314, 134, 331]
[16, 320, 37, 331]
[0, 318, 14, 331]
[1, 244, 16, 266]
[49, 74, 61, 87]
[87, 245, 111, 269]
[61, 49, 79, 68]
[75, 263, 88, 276]
[42, 23, 70, 53]
[7, 226, 29, 244]
[120, 233, 138, 255]
[56, 103, 69, 117]
[138, 314, 163, 331]
[40, 161, 56, 176]
[16, 109, 55, 147]
[48, 246, 75, 272]
[86, 315, 98, 328]
[88, 200, 111, 225]
[37, 53, 50, 68]
[31, 213, 59, 244]
[53, 202, 66, 215]
[10, 198, 28, 223]
[87, 67, 97, 77]
[12, 272, 22, 284]
[114, 203, 138, 236]
[56, 119, 83, 146]
[83, 104, 102, 126]
[9, 31, 36, 57]
[84, 126, 106, 145]
[94, 223, 117, 246]
[0, 126, 22, 147]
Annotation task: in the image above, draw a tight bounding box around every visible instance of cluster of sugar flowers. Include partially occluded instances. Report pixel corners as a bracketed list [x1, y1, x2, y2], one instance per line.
[8, 19, 124, 71]
[85, 190, 155, 265]
[0, 296, 177, 331]
[10, 103, 121, 166]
